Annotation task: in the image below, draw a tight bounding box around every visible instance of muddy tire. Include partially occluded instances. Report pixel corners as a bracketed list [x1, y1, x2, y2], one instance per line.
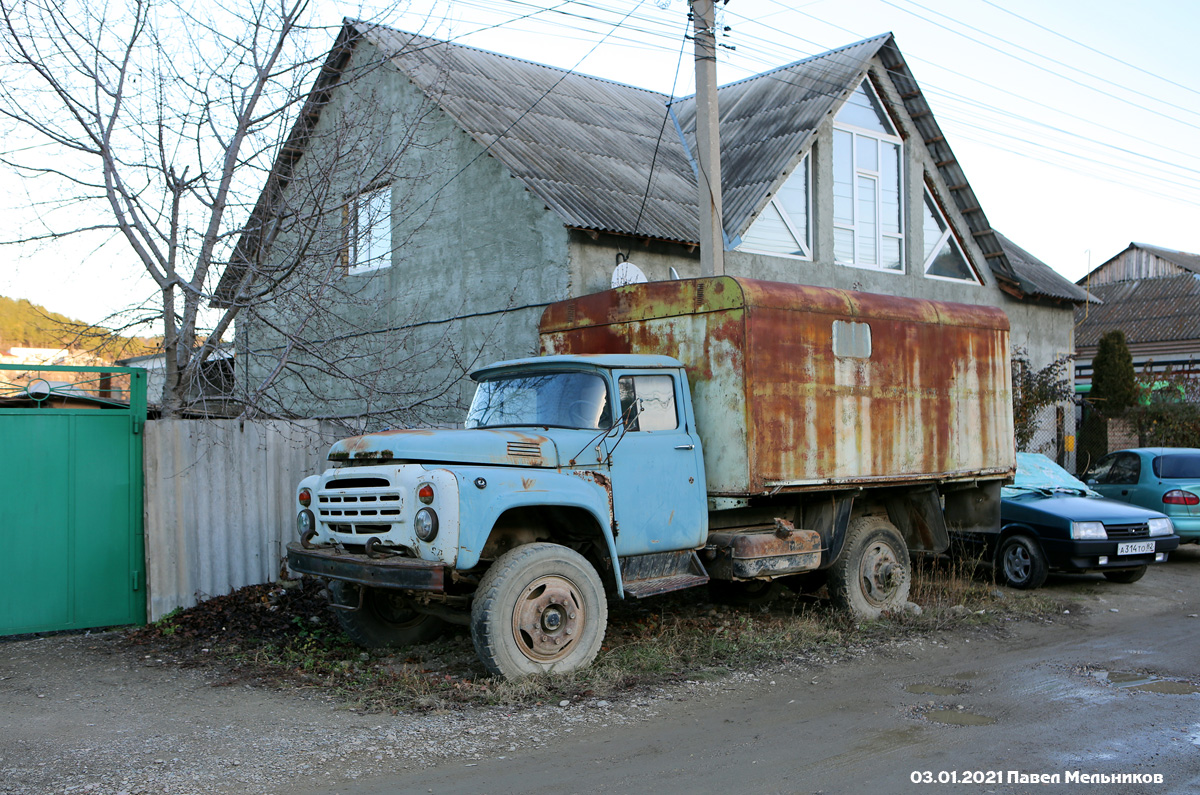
[471, 543, 607, 679]
[1103, 565, 1147, 584]
[329, 581, 445, 649]
[996, 534, 1048, 590]
[827, 516, 911, 618]
[708, 578, 784, 607]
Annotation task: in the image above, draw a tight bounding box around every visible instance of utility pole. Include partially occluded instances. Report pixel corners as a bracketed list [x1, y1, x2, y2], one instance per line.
[690, 0, 725, 277]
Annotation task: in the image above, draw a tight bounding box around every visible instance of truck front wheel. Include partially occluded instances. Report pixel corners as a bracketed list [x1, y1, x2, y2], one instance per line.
[328, 581, 446, 649]
[471, 543, 608, 679]
[827, 516, 911, 618]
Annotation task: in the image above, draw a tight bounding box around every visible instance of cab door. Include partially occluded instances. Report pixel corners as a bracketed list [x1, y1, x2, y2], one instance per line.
[605, 370, 707, 555]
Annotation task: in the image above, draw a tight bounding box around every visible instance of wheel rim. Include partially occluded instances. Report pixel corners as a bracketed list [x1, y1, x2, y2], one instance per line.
[1003, 543, 1031, 583]
[511, 574, 584, 663]
[857, 539, 905, 607]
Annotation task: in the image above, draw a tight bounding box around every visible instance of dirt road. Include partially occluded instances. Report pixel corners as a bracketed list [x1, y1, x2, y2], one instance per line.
[3, 548, 1198, 795]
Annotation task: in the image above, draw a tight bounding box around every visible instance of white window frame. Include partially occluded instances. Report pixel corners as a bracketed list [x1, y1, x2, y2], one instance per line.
[832, 82, 904, 274]
[737, 152, 812, 260]
[921, 187, 981, 284]
[346, 185, 392, 275]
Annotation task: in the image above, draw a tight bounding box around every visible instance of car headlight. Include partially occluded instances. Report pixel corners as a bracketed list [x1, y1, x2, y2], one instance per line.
[297, 509, 315, 537]
[1071, 521, 1107, 540]
[1147, 517, 1174, 537]
[414, 508, 439, 542]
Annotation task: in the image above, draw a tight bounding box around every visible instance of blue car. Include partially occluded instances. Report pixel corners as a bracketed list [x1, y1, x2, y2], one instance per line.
[1084, 448, 1200, 545]
[957, 453, 1180, 590]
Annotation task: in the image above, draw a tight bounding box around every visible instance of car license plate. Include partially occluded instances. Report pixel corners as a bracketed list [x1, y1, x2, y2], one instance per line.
[1117, 541, 1155, 555]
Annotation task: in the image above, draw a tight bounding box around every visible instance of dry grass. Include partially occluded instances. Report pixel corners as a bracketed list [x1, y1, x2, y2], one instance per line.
[128, 561, 1067, 714]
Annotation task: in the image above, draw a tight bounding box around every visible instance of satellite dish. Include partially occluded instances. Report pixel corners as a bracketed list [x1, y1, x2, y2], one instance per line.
[612, 261, 648, 288]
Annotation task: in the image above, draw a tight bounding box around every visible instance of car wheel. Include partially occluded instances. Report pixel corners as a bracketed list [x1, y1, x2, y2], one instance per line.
[471, 543, 607, 679]
[1102, 565, 1147, 584]
[996, 534, 1048, 590]
[827, 516, 911, 618]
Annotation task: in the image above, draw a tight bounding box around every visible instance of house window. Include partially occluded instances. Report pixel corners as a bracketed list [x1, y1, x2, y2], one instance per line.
[739, 153, 810, 258]
[346, 186, 392, 274]
[922, 189, 979, 283]
[833, 82, 903, 272]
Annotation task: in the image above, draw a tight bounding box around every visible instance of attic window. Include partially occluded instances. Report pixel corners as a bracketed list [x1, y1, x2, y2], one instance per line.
[738, 153, 811, 259]
[922, 190, 979, 283]
[345, 185, 392, 275]
[833, 82, 903, 273]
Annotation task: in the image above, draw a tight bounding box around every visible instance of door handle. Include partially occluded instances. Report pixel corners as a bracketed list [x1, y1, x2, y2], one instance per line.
[675, 444, 695, 450]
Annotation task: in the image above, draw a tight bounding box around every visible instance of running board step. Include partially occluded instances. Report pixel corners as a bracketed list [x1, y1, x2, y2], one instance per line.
[620, 550, 709, 598]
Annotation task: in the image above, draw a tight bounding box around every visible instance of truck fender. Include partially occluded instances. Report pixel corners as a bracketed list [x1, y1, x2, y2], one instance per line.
[455, 469, 623, 593]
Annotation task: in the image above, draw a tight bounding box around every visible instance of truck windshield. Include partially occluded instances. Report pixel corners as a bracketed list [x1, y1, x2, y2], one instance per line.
[466, 371, 613, 430]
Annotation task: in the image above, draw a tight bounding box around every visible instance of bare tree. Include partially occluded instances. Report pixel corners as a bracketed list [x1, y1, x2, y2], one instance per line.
[0, 0, 482, 425]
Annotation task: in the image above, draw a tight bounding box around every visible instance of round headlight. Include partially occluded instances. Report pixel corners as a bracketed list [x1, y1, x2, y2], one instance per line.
[414, 508, 439, 542]
[297, 509, 315, 537]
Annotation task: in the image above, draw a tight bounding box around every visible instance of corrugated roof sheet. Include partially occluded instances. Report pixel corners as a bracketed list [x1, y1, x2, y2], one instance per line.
[361, 24, 888, 244]
[995, 232, 1091, 304]
[1075, 274, 1200, 347]
[364, 24, 697, 242]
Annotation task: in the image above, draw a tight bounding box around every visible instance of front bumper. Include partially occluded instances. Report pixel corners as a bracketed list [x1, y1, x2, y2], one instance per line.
[1042, 535, 1180, 571]
[286, 542, 446, 592]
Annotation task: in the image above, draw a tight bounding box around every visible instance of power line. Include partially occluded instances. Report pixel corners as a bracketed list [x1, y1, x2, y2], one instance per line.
[976, 0, 1200, 101]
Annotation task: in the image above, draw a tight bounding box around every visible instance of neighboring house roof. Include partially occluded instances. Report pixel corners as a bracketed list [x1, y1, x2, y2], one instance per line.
[222, 20, 1071, 301]
[1133, 243, 1200, 274]
[994, 232, 1091, 304]
[1088, 242, 1200, 278]
[1074, 274, 1200, 348]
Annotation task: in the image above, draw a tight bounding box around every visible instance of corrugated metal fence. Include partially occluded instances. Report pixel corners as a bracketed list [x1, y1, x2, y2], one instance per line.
[143, 419, 345, 621]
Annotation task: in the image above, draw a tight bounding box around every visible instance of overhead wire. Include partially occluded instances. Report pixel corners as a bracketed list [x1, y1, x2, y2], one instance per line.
[976, 0, 1200, 101]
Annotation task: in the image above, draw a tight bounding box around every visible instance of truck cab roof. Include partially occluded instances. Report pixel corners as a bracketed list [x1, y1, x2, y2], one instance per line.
[470, 353, 684, 381]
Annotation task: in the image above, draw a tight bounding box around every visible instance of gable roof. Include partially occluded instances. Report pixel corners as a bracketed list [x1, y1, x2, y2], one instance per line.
[221, 21, 1057, 301]
[1075, 273, 1200, 348]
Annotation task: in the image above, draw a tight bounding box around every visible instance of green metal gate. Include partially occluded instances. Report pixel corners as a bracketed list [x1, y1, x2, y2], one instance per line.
[0, 364, 147, 635]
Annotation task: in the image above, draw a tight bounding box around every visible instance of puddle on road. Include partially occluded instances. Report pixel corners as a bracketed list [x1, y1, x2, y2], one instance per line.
[1091, 670, 1200, 695]
[924, 709, 997, 726]
[1133, 681, 1199, 695]
[904, 683, 966, 696]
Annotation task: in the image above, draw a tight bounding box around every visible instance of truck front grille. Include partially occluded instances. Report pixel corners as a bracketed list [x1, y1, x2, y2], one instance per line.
[317, 478, 403, 534]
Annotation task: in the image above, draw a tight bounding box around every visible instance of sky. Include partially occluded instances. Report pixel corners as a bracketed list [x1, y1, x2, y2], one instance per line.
[2, 0, 1198, 328]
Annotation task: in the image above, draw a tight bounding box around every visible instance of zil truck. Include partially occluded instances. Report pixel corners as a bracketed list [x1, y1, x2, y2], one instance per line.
[286, 276, 1014, 679]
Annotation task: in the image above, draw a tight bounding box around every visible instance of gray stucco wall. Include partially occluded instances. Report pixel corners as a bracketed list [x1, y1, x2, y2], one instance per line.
[238, 40, 571, 427]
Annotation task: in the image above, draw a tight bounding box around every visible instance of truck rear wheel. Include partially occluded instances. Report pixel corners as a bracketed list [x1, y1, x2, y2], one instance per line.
[471, 543, 607, 679]
[329, 581, 446, 649]
[827, 516, 911, 618]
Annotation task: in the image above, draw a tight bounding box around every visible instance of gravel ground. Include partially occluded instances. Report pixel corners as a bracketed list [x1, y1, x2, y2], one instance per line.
[1, 628, 674, 794]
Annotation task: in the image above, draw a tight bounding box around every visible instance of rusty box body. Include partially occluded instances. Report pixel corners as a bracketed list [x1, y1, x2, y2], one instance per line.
[540, 276, 1014, 497]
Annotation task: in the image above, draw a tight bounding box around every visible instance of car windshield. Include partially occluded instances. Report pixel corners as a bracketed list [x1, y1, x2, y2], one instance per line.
[466, 371, 612, 430]
[1153, 453, 1200, 479]
[1002, 452, 1099, 498]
